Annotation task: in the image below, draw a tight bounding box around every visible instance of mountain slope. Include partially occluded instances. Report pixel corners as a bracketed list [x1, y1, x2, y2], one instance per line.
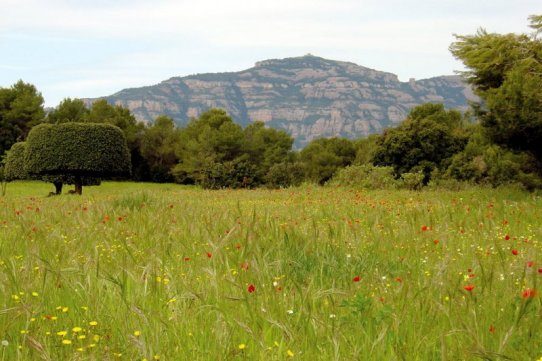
[89, 55, 476, 147]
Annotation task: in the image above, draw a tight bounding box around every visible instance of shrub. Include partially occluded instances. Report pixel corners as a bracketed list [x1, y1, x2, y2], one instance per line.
[25, 122, 131, 194]
[329, 164, 398, 189]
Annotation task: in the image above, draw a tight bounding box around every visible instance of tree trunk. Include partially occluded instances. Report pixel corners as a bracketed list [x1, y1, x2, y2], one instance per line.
[54, 181, 63, 195]
[74, 177, 83, 195]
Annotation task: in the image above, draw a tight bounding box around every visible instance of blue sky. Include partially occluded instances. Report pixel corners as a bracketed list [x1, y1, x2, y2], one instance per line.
[1, 0, 541, 107]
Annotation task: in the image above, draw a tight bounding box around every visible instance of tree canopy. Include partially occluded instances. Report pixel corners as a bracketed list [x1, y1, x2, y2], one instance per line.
[450, 16, 542, 161]
[25, 123, 131, 194]
[0, 80, 45, 156]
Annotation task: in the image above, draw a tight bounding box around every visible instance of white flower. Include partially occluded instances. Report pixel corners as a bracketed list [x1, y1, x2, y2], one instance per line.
[287, 309, 294, 315]
[1, 340, 8, 347]
[329, 314, 336, 319]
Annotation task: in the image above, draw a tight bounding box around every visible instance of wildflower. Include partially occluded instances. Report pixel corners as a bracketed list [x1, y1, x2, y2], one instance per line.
[89, 321, 98, 326]
[238, 343, 246, 350]
[489, 324, 496, 334]
[72, 327, 82, 333]
[463, 284, 475, 292]
[207, 252, 212, 258]
[241, 262, 250, 270]
[433, 239, 439, 245]
[352, 275, 361, 282]
[247, 284, 255, 293]
[527, 261, 534, 268]
[1, 340, 8, 347]
[511, 249, 518, 256]
[57, 331, 67, 336]
[134, 330, 141, 337]
[504, 235, 510, 241]
[62, 339, 72, 345]
[522, 288, 537, 299]
[287, 349, 295, 357]
[421, 225, 428, 231]
[31, 292, 38, 297]
[538, 267, 542, 274]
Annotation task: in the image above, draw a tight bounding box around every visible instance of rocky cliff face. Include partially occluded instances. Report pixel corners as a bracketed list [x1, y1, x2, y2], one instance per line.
[89, 55, 476, 147]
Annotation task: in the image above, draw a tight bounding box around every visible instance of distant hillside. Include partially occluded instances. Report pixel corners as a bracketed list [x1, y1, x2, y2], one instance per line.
[86, 55, 476, 147]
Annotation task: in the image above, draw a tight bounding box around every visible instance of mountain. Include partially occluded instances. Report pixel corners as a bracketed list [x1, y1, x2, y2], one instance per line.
[87, 55, 477, 147]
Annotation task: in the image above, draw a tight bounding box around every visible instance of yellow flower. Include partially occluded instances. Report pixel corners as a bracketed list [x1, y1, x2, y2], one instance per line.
[238, 343, 246, 350]
[153, 356, 161, 360]
[287, 350, 294, 357]
[62, 339, 72, 345]
[57, 331, 67, 337]
[134, 330, 141, 337]
[31, 292, 39, 297]
[72, 327, 82, 333]
[89, 321, 98, 326]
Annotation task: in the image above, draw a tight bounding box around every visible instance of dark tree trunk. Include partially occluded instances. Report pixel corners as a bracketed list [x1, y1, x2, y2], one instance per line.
[53, 181, 63, 195]
[74, 177, 83, 195]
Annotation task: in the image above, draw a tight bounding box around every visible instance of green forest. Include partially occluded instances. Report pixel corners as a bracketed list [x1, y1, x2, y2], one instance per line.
[1, 16, 542, 193]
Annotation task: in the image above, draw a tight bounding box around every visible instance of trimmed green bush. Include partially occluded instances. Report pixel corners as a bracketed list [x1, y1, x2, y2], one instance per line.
[4, 142, 27, 181]
[25, 122, 131, 194]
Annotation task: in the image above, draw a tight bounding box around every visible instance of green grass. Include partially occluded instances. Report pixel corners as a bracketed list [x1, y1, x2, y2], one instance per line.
[0, 181, 541, 360]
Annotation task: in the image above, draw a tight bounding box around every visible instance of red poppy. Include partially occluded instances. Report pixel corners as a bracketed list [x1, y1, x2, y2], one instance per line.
[464, 284, 475, 292]
[240, 262, 250, 271]
[421, 226, 428, 231]
[247, 284, 255, 293]
[433, 239, 439, 245]
[489, 324, 496, 334]
[522, 288, 537, 299]
[511, 249, 518, 256]
[184, 257, 191, 261]
[504, 235, 510, 241]
[527, 261, 534, 268]
[207, 252, 212, 258]
[117, 216, 123, 221]
[352, 275, 361, 282]
[538, 267, 542, 274]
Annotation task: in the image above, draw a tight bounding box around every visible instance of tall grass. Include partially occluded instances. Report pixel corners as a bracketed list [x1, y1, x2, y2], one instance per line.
[0, 182, 541, 360]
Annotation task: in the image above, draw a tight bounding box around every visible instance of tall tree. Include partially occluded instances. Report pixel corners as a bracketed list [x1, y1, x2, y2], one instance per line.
[140, 115, 180, 182]
[450, 15, 542, 161]
[47, 98, 89, 123]
[173, 109, 245, 188]
[0, 80, 45, 156]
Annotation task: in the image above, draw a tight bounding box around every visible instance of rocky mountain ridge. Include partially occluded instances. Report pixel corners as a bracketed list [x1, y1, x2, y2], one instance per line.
[87, 55, 476, 147]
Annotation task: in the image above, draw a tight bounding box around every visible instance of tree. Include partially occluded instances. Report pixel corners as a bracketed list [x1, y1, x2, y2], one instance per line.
[140, 115, 180, 182]
[300, 137, 356, 184]
[47, 98, 89, 124]
[372, 103, 468, 183]
[173, 109, 246, 188]
[85, 99, 146, 179]
[242, 121, 296, 186]
[0, 80, 45, 156]
[450, 15, 542, 162]
[25, 123, 131, 194]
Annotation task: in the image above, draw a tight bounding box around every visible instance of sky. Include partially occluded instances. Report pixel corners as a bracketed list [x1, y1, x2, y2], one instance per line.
[1, 0, 541, 107]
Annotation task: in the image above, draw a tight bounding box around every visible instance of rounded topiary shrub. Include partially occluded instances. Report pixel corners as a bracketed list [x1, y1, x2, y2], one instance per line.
[4, 142, 27, 181]
[25, 123, 131, 194]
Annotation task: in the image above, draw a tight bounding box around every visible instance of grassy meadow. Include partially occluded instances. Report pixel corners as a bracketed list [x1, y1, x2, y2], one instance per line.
[0, 181, 541, 360]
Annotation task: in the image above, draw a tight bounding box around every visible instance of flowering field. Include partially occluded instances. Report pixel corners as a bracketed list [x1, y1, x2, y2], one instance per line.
[0, 182, 541, 360]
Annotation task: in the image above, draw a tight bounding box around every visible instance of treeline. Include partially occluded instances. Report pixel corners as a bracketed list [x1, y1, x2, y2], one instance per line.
[1, 15, 541, 191]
